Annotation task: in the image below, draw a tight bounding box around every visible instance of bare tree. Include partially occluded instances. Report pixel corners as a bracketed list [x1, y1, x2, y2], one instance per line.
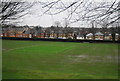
[54, 21, 61, 39]
[109, 22, 120, 41]
[63, 18, 69, 28]
[0, 0, 34, 24]
[90, 21, 96, 40]
[110, 27, 116, 41]
[63, 18, 70, 39]
[99, 17, 110, 40]
[81, 28, 88, 39]
[45, 27, 51, 38]
[36, 0, 120, 41]
[54, 21, 61, 27]
[38, 0, 119, 25]
[116, 22, 120, 40]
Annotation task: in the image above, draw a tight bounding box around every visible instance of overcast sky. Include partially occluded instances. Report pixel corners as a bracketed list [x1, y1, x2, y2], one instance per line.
[16, 0, 117, 27]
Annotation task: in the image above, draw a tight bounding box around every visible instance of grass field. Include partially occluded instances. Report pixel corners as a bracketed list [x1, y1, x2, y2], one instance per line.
[2, 40, 118, 79]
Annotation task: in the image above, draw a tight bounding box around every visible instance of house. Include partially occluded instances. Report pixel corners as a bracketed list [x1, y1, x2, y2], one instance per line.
[1, 25, 29, 37]
[24, 27, 44, 38]
[86, 32, 104, 40]
[95, 32, 104, 40]
[86, 33, 93, 39]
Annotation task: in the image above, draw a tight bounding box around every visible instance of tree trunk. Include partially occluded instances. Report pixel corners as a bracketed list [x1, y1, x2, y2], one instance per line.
[103, 34, 105, 40]
[73, 33, 77, 40]
[83, 34, 86, 39]
[15, 33, 16, 37]
[65, 33, 68, 39]
[111, 33, 115, 42]
[57, 33, 59, 39]
[44, 33, 46, 38]
[31, 34, 34, 38]
[93, 33, 95, 40]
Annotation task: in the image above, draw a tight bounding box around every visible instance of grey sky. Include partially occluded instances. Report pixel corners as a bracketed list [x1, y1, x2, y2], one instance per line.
[17, 0, 117, 27]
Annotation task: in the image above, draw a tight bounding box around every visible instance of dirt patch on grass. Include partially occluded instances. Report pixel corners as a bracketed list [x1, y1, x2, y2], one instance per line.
[67, 55, 118, 64]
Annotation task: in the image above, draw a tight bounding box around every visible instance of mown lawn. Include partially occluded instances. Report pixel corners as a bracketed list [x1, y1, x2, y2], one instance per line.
[2, 40, 118, 79]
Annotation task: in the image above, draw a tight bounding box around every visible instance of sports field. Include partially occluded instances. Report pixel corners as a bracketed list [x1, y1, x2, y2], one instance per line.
[2, 40, 118, 79]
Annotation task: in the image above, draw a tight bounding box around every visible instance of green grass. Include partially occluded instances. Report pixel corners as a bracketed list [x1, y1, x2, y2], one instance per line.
[2, 40, 118, 79]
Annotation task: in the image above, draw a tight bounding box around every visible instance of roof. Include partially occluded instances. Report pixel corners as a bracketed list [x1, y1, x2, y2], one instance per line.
[86, 33, 93, 36]
[95, 32, 104, 36]
[116, 33, 119, 36]
[24, 29, 35, 34]
[24, 27, 44, 34]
